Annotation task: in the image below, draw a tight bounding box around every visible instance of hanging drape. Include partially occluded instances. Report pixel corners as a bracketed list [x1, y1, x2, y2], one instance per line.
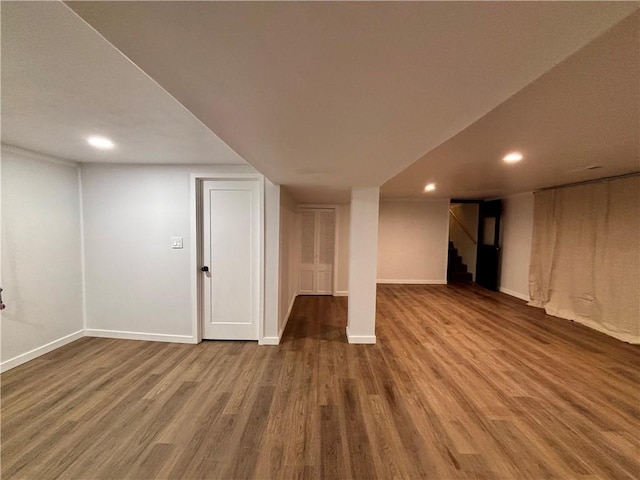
[528, 175, 639, 343]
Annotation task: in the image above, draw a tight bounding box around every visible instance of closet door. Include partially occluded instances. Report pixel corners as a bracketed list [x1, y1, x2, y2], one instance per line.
[298, 209, 335, 295]
[299, 211, 317, 294]
[315, 210, 335, 294]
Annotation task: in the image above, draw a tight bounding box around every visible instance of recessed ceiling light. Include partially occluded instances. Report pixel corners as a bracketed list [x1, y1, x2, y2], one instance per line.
[503, 152, 523, 164]
[424, 183, 436, 192]
[87, 135, 115, 150]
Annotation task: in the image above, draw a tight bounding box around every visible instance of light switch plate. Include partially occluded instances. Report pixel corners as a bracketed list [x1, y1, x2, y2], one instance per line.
[171, 237, 183, 249]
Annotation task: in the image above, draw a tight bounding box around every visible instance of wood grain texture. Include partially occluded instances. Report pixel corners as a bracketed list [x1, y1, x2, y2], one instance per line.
[2, 284, 639, 479]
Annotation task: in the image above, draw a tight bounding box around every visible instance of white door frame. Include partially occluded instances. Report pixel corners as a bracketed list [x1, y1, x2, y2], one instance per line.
[297, 204, 340, 296]
[190, 173, 265, 344]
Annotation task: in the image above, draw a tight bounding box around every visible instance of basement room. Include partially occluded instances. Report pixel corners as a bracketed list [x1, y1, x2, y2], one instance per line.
[1, 1, 638, 479]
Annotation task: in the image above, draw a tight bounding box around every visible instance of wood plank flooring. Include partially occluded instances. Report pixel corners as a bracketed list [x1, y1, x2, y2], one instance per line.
[2, 284, 639, 479]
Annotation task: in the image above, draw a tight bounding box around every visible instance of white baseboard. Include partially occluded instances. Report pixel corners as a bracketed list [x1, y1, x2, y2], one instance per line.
[334, 290, 349, 297]
[499, 287, 530, 302]
[260, 293, 297, 346]
[85, 329, 195, 344]
[346, 327, 376, 344]
[1, 330, 85, 373]
[377, 279, 447, 285]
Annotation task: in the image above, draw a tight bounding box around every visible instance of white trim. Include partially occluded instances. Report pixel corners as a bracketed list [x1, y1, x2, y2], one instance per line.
[0, 144, 3, 331]
[0, 330, 85, 373]
[377, 279, 447, 285]
[334, 290, 349, 297]
[1, 143, 79, 167]
[191, 173, 264, 344]
[499, 287, 530, 302]
[258, 176, 266, 343]
[189, 175, 202, 343]
[346, 327, 376, 344]
[85, 329, 195, 344]
[260, 337, 280, 345]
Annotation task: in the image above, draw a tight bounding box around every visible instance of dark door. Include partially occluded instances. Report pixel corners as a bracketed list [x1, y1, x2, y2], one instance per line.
[475, 200, 502, 291]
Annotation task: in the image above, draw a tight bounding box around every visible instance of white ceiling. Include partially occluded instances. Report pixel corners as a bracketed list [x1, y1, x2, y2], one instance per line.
[2, 2, 637, 202]
[66, 1, 638, 202]
[1, 1, 245, 165]
[383, 11, 640, 199]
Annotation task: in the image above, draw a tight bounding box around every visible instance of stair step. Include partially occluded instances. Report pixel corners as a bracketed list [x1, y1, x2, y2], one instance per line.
[448, 240, 471, 282]
[447, 271, 473, 283]
[449, 263, 468, 274]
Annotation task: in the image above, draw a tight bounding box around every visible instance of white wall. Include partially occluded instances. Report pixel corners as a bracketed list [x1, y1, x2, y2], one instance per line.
[1, 147, 84, 371]
[277, 187, 300, 336]
[449, 203, 479, 280]
[264, 180, 281, 342]
[377, 199, 450, 284]
[336, 204, 350, 295]
[347, 187, 379, 343]
[81, 163, 257, 342]
[499, 193, 534, 301]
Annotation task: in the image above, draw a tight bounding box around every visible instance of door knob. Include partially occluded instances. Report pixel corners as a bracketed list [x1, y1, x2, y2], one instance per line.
[201, 266, 209, 272]
[0, 288, 5, 311]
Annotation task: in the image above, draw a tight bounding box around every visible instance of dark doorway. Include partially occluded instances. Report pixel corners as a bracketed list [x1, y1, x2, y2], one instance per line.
[475, 200, 502, 291]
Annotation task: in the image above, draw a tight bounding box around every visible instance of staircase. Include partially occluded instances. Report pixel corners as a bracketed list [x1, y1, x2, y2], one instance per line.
[447, 241, 472, 283]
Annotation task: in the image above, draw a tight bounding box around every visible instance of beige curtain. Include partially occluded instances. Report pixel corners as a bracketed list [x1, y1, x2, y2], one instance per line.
[528, 175, 640, 343]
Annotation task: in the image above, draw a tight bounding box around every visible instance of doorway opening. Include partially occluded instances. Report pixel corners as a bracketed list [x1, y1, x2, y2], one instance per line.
[448, 202, 478, 284]
[448, 199, 502, 290]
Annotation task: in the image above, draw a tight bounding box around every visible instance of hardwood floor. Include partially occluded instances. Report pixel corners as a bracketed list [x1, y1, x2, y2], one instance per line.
[2, 284, 639, 479]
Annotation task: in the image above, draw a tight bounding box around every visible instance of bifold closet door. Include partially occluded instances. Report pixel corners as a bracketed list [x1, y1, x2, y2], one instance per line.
[299, 209, 335, 295]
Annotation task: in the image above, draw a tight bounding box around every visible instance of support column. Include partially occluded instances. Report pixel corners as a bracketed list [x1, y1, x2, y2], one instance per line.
[347, 187, 380, 344]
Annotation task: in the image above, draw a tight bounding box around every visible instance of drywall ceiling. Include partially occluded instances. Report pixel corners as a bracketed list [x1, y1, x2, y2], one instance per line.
[1, 1, 245, 165]
[67, 1, 638, 202]
[383, 12, 640, 199]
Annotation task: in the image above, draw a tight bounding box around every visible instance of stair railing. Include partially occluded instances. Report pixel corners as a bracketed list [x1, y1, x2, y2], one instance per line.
[449, 209, 477, 245]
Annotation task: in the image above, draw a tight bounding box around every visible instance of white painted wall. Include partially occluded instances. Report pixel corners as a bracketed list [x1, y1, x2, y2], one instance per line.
[263, 180, 281, 342]
[1, 147, 84, 371]
[278, 187, 300, 337]
[499, 193, 534, 301]
[347, 187, 379, 343]
[377, 199, 449, 284]
[81, 163, 257, 342]
[336, 204, 350, 295]
[449, 203, 479, 280]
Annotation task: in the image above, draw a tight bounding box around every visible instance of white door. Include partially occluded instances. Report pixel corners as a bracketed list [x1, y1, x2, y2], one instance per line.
[299, 209, 335, 295]
[202, 179, 260, 340]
